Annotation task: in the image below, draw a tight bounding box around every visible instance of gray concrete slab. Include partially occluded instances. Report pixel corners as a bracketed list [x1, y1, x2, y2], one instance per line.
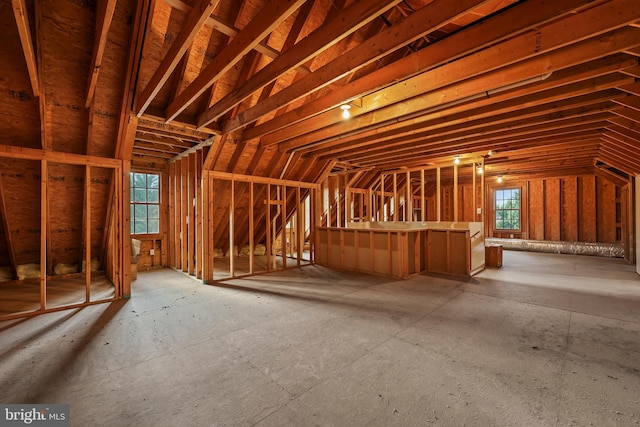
[1, 251, 639, 426]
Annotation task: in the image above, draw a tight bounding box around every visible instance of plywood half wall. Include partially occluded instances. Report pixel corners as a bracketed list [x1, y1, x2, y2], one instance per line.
[320, 163, 634, 263]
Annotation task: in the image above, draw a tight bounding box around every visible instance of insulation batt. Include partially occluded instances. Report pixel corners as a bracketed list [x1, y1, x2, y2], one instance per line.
[54, 263, 79, 275]
[16, 263, 40, 280]
[82, 258, 101, 273]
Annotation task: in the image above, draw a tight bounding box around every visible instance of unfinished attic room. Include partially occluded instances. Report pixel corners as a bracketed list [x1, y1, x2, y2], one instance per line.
[2, 0, 640, 424]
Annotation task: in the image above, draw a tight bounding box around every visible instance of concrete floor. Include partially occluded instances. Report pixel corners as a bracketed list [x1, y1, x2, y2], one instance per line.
[1, 250, 639, 426]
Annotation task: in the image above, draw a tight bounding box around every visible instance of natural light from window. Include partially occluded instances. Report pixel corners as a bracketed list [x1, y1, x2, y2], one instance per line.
[495, 188, 520, 230]
[130, 172, 160, 235]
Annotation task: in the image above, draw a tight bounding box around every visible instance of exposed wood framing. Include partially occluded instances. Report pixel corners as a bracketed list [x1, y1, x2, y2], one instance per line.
[165, 0, 307, 123]
[136, 0, 221, 116]
[85, 0, 118, 107]
[11, 0, 39, 97]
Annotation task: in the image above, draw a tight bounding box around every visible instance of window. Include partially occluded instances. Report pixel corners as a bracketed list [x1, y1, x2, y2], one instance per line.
[130, 172, 160, 234]
[495, 188, 520, 230]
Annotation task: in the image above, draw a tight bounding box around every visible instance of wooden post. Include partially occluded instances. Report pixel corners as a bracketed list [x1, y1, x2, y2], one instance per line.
[121, 161, 132, 298]
[421, 169, 426, 222]
[202, 170, 210, 282]
[296, 186, 303, 265]
[345, 175, 350, 225]
[379, 174, 384, 221]
[281, 185, 287, 269]
[406, 171, 411, 222]
[85, 165, 91, 302]
[393, 173, 398, 222]
[472, 162, 477, 222]
[229, 179, 235, 277]
[196, 151, 203, 279]
[266, 184, 271, 271]
[249, 181, 255, 274]
[40, 160, 47, 310]
[481, 158, 485, 227]
[454, 163, 459, 222]
[436, 167, 441, 222]
[188, 153, 196, 275]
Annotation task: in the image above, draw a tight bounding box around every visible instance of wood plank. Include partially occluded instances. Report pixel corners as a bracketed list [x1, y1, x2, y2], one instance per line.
[85, 0, 117, 107]
[243, 0, 598, 141]
[0, 174, 17, 273]
[560, 177, 578, 241]
[180, 157, 188, 271]
[596, 176, 617, 243]
[545, 179, 561, 241]
[578, 175, 597, 242]
[165, 0, 306, 123]
[201, 0, 402, 128]
[268, 12, 640, 149]
[216, 0, 483, 131]
[136, 0, 221, 116]
[163, 0, 314, 76]
[529, 180, 545, 240]
[11, 0, 39, 97]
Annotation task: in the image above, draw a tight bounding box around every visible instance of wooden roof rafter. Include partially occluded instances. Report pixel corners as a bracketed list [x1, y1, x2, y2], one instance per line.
[220, 0, 499, 133]
[135, 0, 222, 116]
[264, 3, 640, 153]
[242, 0, 603, 143]
[11, 0, 39, 98]
[85, 0, 118, 108]
[164, 0, 307, 123]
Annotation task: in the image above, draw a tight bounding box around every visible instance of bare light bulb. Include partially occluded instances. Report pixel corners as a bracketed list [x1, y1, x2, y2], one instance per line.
[340, 104, 351, 119]
[454, 156, 460, 165]
[497, 176, 503, 183]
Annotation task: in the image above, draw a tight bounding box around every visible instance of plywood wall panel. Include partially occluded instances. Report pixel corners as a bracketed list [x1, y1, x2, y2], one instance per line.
[544, 179, 561, 241]
[89, 0, 137, 158]
[461, 185, 474, 222]
[48, 163, 84, 270]
[561, 178, 578, 241]
[578, 175, 597, 242]
[39, 0, 93, 153]
[0, 1, 41, 148]
[596, 176, 616, 243]
[0, 159, 41, 266]
[90, 168, 112, 263]
[528, 180, 544, 240]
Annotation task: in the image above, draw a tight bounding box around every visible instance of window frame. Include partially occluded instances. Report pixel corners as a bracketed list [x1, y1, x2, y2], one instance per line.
[130, 171, 161, 236]
[494, 187, 522, 232]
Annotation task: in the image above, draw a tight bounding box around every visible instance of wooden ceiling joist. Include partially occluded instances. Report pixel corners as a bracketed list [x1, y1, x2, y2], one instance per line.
[241, 0, 601, 141]
[197, 0, 404, 128]
[212, 0, 487, 132]
[164, 0, 306, 123]
[306, 90, 624, 159]
[263, 8, 640, 150]
[611, 105, 640, 124]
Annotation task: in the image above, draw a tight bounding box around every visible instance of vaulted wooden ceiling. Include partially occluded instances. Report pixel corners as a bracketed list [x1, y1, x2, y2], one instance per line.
[3, 0, 640, 187]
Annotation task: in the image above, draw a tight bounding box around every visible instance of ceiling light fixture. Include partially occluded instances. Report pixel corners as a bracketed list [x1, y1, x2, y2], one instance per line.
[476, 163, 483, 174]
[497, 175, 503, 183]
[454, 155, 460, 165]
[340, 104, 351, 119]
